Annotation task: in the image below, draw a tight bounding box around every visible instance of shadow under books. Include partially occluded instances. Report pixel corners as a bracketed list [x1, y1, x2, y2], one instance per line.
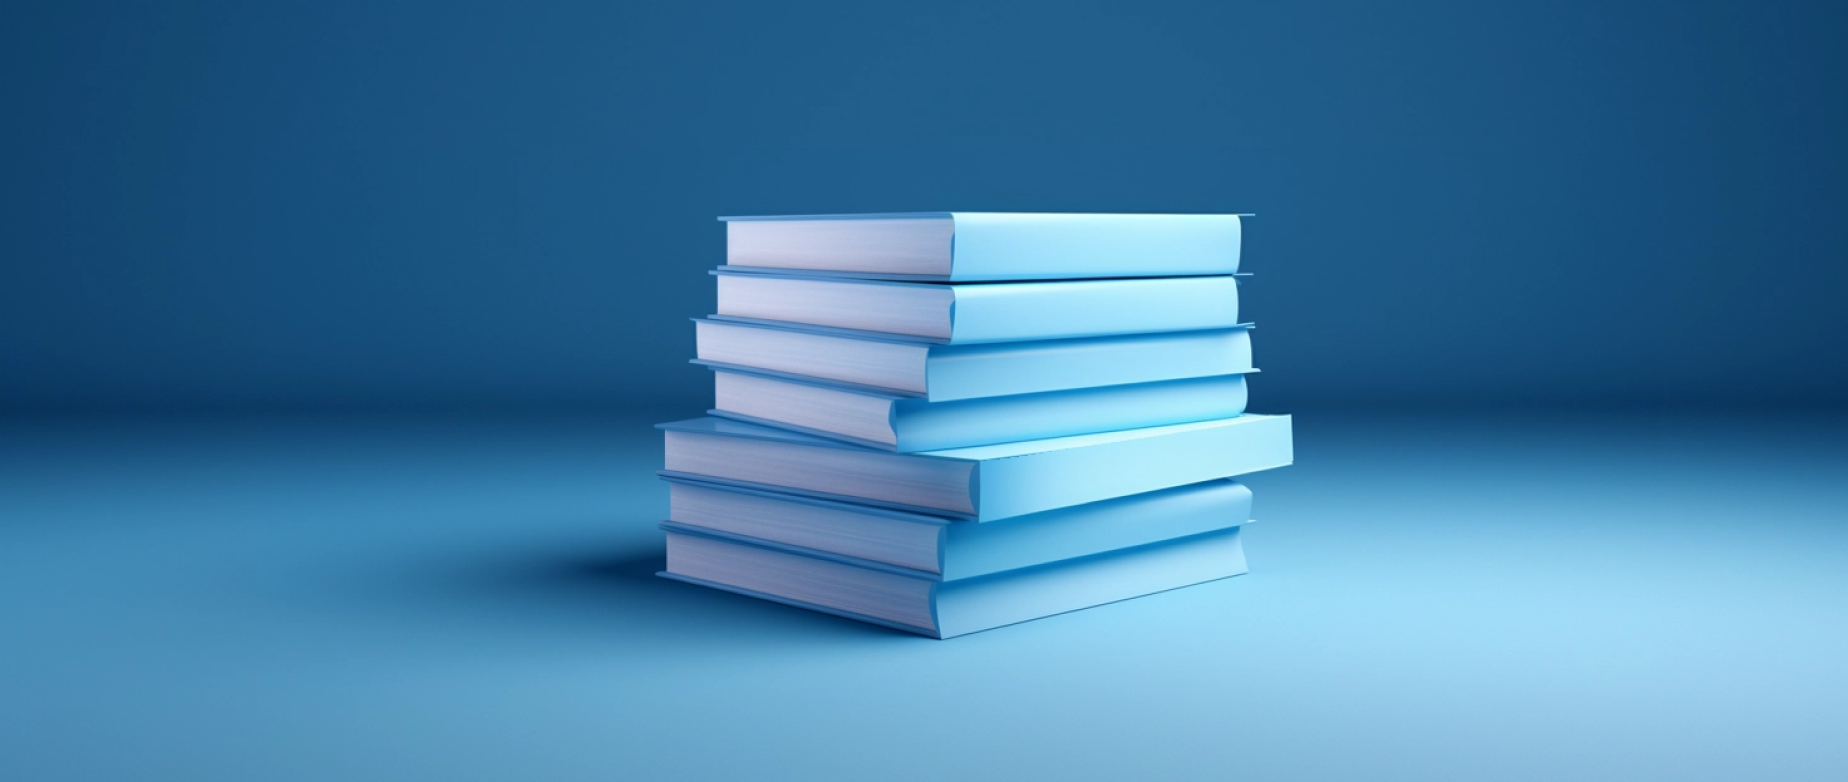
[396, 528, 908, 644]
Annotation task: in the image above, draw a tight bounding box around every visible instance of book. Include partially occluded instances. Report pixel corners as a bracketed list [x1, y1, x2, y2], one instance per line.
[661, 525, 1248, 638]
[658, 414, 1293, 522]
[713, 271, 1240, 343]
[708, 366, 1249, 452]
[720, 212, 1242, 281]
[664, 475, 1253, 578]
[693, 317, 1255, 401]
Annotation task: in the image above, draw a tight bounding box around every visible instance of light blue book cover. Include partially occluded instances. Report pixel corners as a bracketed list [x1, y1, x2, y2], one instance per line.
[707, 364, 1250, 452]
[658, 414, 1294, 521]
[662, 474, 1253, 579]
[660, 525, 1248, 638]
[720, 212, 1243, 282]
[692, 317, 1255, 401]
[713, 270, 1240, 344]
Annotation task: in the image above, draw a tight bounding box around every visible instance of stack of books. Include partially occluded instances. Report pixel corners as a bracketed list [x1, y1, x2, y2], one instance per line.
[656, 213, 1294, 638]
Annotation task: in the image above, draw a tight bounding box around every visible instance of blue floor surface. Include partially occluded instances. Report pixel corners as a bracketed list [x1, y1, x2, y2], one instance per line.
[3, 409, 1845, 781]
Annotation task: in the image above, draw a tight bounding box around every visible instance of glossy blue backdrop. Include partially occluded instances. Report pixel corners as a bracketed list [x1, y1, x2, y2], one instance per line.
[4, 0, 1845, 412]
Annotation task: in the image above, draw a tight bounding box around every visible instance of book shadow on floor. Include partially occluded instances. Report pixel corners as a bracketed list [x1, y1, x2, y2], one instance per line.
[384, 521, 915, 649]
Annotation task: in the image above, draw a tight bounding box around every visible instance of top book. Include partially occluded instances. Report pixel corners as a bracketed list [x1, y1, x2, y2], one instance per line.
[720, 213, 1242, 282]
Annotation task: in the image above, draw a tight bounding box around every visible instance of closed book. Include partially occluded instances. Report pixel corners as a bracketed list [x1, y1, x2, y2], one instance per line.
[664, 475, 1253, 578]
[658, 414, 1293, 522]
[708, 366, 1249, 452]
[721, 212, 1241, 282]
[713, 270, 1239, 343]
[693, 317, 1255, 401]
[661, 525, 1248, 638]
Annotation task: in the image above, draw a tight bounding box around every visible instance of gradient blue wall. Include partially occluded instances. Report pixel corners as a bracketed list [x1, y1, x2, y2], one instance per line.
[4, 0, 1844, 412]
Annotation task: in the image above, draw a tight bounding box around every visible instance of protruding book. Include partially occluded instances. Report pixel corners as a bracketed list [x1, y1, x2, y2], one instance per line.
[658, 414, 1293, 522]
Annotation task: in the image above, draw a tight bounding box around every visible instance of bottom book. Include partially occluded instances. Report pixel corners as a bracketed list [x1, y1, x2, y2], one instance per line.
[660, 525, 1247, 639]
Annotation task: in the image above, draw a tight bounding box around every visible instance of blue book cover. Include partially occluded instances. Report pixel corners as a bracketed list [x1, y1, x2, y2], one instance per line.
[713, 270, 1240, 344]
[720, 212, 1243, 282]
[661, 525, 1248, 638]
[692, 317, 1255, 402]
[658, 414, 1293, 522]
[663, 474, 1253, 579]
[707, 365, 1250, 452]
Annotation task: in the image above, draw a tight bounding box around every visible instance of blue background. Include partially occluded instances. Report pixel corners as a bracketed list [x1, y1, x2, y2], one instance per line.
[4, 2, 1848, 781]
[5, 0, 1846, 412]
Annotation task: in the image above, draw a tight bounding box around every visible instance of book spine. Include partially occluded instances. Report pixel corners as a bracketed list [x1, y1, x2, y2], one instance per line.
[661, 525, 1247, 639]
[892, 374, 1249, 452]
[949, 276, 1241, 343]
[925, 328, 1253, 401]
[974, 415, 1294, 520]
[942, 480, 1251, 580]
[950, 213, 1241, 281]
[932, 527, 1248, 638]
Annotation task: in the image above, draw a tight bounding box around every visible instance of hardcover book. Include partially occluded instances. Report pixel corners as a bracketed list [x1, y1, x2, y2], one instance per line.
[661, 525, 1248, 638]
[713, 271, 1240, 343]
[658, 414, 1293, 522]
[721, 212, 1242, 281]
[707, 366, 1249, 452]
[664, 475, 1253, 578]
[693, 317, 1254, 401]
